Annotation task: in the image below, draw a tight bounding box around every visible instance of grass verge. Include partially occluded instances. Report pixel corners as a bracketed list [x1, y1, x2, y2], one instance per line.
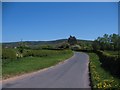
[103, 50, 119, 56]
[88, 52, 120, 89]
[2, 50, 73, 79]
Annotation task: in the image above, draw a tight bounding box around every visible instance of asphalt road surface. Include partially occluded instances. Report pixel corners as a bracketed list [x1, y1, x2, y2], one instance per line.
[2, 52, 91, 88]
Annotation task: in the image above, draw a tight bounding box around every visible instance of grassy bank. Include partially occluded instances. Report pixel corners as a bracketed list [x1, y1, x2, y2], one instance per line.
[104, 51, 119, 56]
[88, 52, 120, 88]
[2, 50, 73, 79]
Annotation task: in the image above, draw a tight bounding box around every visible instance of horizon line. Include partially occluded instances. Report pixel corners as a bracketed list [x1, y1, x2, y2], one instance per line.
[2, 38, 94, 43]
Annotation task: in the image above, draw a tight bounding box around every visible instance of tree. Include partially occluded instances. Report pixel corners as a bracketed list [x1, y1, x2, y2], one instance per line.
[93, 33, 120, 51]
[110, 34, 119, 50]
[92, 40, 100, 50]
[68, 35, 77, 45]
[17, 39, 26, 54]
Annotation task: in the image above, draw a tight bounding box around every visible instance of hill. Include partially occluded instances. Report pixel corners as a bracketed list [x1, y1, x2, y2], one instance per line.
[2, 39, 93, 48]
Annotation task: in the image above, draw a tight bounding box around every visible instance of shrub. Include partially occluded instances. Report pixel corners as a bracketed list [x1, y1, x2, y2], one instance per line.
[70, 45, 81, 51]
[2, 48, 17, 59]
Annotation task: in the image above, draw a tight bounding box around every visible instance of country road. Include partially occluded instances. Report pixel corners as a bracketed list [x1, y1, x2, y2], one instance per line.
[2, 52, 91, 88]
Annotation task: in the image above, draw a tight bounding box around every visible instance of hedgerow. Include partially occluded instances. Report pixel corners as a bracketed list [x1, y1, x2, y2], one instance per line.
[96, 50, 120, 77]
[88, 52, 120, 88]
[22, 50, 70, 57]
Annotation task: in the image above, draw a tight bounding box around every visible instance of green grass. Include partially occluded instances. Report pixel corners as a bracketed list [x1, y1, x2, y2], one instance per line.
[104, 50, 119, 56]
[2, 50, 73, 79]
[88, 52, 120, 89]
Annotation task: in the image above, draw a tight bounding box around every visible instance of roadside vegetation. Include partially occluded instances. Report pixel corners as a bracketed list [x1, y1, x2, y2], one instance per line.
[92, 34, 120, 77]
[2, 46, 73, 79]
[87, 33, 120, 89]
[73, 33, 120, 88]
[103, 50, 119, 56]
[3, 50, 73, 79]
[88, 52, 120, 88]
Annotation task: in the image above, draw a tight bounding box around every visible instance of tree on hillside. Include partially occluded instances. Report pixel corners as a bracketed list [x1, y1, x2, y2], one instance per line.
[17, 40, 24, 54]
[68, 35, 77, 45]
[17, 39, 29, 53]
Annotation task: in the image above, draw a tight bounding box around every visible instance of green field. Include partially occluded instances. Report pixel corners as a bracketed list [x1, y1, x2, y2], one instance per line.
[2, 50, 73, 79]
[88, 52, 120, 88]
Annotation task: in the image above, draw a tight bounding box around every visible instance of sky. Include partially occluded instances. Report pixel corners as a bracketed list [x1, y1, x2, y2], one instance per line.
[2, 2, 118, 42]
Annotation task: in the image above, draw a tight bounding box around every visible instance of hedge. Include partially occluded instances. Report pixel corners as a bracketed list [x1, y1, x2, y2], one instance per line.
[95, 50, 120, 77]
[23, 50, 70, 57]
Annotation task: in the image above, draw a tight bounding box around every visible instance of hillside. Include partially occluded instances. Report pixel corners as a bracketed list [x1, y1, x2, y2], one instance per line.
[2, 39, 93, 48]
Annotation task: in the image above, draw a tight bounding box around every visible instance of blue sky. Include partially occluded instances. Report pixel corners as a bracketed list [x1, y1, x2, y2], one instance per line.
[3, 2, 118, 42]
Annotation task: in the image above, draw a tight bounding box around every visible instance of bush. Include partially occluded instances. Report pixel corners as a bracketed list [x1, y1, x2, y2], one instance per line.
[2, 48, 17, 59]
[23, 50, 47, 57]
[70, 45, 81, 51]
